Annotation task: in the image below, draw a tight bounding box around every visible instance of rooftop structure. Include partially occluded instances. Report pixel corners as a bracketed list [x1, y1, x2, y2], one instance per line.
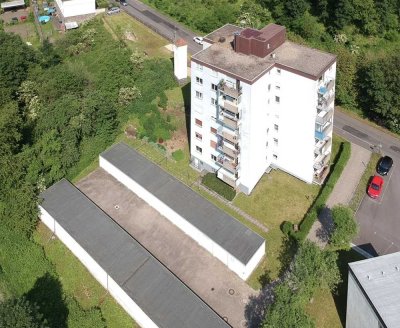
[40, 179, 231, 328]
[347, 252, 400, 328]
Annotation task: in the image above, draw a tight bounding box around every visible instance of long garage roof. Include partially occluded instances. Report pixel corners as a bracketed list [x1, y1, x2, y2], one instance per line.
[100, 142, 265, 265]
[40, 179, 231, 328]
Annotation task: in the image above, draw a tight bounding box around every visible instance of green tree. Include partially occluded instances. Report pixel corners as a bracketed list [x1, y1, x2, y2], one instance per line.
[0, 297, 48, 328]
[358, 53, 400, 132]
[236, 0, 272, 28]
[330, 205, 358, 249]
[284, 0, 310, 19]
[0, 101, 23, 153]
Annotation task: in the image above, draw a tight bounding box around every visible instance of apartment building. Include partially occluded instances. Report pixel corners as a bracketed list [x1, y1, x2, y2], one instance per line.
[190, 23, 336, 194]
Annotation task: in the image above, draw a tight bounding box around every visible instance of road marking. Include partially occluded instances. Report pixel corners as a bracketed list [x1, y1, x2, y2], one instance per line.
[380, 163, 395, 204]
[334, 126, 373, 148]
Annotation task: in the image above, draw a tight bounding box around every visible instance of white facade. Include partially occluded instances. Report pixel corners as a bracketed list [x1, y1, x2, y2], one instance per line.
[39, 206, 159, 328]
[190, 27, 336, 194]
[99, 155, 265, 280]
[173, 40, 188, 80]
[55, 0, 95, 18]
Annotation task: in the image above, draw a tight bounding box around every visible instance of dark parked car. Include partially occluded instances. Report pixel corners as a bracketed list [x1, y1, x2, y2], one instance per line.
[368, 175, 384, 199]
[120, 0, 127, 6]
[377, 156, 393, 176]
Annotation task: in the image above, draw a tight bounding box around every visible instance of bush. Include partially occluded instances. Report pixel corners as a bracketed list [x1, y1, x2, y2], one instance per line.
[281, 221, 294, 235]
[201, 173, 236, 201]
[291, 141, 351, 241]
[172, 149, 184, 161]
[330, 205, 358, 249]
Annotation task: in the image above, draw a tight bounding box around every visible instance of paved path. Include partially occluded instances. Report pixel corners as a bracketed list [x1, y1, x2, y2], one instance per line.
[308, 143, 371, 247]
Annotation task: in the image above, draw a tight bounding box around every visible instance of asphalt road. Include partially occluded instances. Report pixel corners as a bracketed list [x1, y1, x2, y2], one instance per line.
[334, 110, 400, 257]
[120, 0, 400, 257]
[122, 0, 202, 54]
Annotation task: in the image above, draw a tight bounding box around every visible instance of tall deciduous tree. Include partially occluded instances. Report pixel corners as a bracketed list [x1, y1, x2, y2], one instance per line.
[0, 297, 47, 328]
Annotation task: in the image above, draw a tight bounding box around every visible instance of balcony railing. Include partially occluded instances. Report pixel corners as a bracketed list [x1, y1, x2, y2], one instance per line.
[316, 109, 333, 126]
[314, 152, 331, 170]
[217, 169, 237, 188]
[318, 79, 335, 95]
[315, 121, 332, 140]
[223, 130, 239, 144]
[219, 83, 242, 99]
[314, 137, 331, 155]
[221, 99, 239, 114]
[317, 92, 334, 110]
[223, 159, 239, 173]
[223, 115, 238, 130]
[223, 144, 239, 159]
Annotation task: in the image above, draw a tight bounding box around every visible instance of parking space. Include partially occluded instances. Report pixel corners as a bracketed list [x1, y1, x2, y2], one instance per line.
[354, 162, 400, 256]
[76, 168, 257, 328]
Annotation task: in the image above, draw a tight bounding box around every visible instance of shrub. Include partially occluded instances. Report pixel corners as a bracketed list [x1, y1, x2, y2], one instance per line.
[201, 173, 236, 201]
[281, 221, 294, 235]
[172, 149, 184, 161]
[330, 205, 358, 249]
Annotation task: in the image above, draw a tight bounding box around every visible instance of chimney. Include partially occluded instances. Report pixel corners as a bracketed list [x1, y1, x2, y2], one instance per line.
[173, 38, 188, 80]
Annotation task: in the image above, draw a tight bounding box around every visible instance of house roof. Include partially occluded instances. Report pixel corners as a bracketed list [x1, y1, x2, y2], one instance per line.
[100, 142, 265, 266]
[193, 24, 336, 83]
[349, 252, 400, 327]
[40, 179, 231, 328]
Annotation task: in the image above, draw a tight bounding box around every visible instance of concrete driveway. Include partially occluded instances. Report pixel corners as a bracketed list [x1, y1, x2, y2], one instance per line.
[77, 168, 257, 328]
[354, 161, 400, 256]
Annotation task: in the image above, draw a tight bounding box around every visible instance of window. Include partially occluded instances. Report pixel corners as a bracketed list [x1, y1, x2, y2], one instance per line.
[277, 68, 281, 74]
[266, 141, 269, 148]
[211, 154, 217, 161]
[273, 138, 278, 146]
[210, 127, 217, 134]
[196, 91, 203, 100]
[266, 128, 269, 134]
[211, 83, 218, 91]
[273, 154, 278, 160]
[211, 97, 217, 105]
[195, 132, 202, 140]
[268, 84, 271, 91]
[196, 77, 203, 85]
[276, 85, 280, 90]
[195, 118, 202, 127]
[274, 124, 279, 131]
[196, 63, 203, 70]
[275, 96, 280, 103]
[210, 140, 217, 149]
[196, 146, 202, 154]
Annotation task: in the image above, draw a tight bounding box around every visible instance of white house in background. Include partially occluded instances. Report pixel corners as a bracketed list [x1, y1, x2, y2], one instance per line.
[190, 23, 336, 194]
[346, 252, 400, 328]
[55, 0, 95, 18]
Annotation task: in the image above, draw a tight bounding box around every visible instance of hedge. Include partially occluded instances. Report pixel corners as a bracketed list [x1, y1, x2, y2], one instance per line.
[287, 141, 351, 241]
[201, 173, 236, 201]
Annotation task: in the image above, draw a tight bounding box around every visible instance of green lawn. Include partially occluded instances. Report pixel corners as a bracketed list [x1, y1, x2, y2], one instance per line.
[103, 12, 171, 58]
[34, 223, 137, 328]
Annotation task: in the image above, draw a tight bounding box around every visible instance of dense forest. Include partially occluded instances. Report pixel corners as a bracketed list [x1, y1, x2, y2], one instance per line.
[0, 19, 176, 326]
[144, 0, 400, 133]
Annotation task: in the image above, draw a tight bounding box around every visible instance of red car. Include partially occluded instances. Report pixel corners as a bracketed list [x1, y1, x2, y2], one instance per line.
[368, 175, 384, 199]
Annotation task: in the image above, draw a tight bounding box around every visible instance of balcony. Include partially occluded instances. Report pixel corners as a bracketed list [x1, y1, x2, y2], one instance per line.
[223, 130, 239, 144]
[315, 121, 332, 140]
[221, 98, 239, 114]
[316, 109, 333, 126]
[313, 165, 330, 185]
[317, 92, 334, 110]
[314, 137, 331, 155]
[223, 144, 239, 159]
[314, 151, 331, 170]
[318, 79, 335, 95]
[217, 169, 237, 188]
[219, 83, 242, 99]
[223, 115, 238, 130]
[222, 158, 239, 173]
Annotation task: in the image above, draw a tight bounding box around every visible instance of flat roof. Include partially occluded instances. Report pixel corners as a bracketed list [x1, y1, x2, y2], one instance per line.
[40, 179, 230, 328]
[194, 24, 336, 83]
[349, 252, 400, 327]
[100, 142, 265, 265]
[1, 0, 24, 8]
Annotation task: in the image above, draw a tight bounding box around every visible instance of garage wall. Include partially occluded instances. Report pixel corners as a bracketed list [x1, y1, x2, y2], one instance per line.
[100, 156, 251, 279]
[39, 206, 160, 328]
[241, 241, 265, 280]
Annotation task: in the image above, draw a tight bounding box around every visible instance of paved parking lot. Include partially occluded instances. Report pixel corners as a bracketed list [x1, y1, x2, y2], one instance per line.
[354, 162, 400, 256]
[77, 168, 257, 328]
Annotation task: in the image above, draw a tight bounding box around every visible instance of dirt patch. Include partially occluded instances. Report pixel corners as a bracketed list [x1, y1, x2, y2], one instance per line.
[163, 106, 188, 154]
[4, 22, 36, 40]
[124, 30, 137, 41]
[1, 7, 30, 23]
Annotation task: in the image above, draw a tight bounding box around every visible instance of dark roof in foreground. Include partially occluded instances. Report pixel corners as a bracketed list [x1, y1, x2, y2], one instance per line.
[194, 24, 336, 83]
[349, 252, 400, 327]
[100, 142, 265, 265]
[40, 179, 230, 328]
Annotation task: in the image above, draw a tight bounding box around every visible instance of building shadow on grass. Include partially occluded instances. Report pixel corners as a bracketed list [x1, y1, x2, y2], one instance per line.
[332, 247, 371, 327]
[181, 82, 191, 152]
[25, 272, 68, 328]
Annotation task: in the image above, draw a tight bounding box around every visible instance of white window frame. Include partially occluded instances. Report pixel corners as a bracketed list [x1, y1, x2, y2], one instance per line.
[195, 132, 202, 141]
[196, 77, 203, 85]
[196, 145, 202, 154]
[275, 96, 280, 103]
[196, 91, 203, 100]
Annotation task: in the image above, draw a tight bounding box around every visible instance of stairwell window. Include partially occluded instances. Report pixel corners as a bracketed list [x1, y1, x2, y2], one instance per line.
[211, 97, 217, 105]
[275, 96, 280, 104]
[196, 77, 203, 85]
[274, 138, 278, 146]
[196, 91, 203, 100]
[211, 154, 217, 161]
[195, 132, 202, 141]
[211, 83, 218, 91]
[274, 124, 279, 132]
[196, 146, 202, 154]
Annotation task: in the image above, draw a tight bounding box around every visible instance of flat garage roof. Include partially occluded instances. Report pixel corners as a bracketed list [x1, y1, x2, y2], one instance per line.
[100, 142, 265, 265]
[40, 179, 231, 328]
[1, 0, 24, 9]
